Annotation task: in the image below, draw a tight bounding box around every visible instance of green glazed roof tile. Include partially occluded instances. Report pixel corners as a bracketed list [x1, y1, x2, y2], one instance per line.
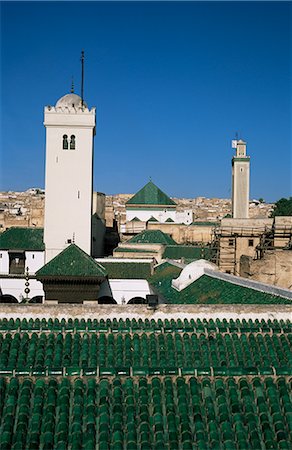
[165, 217, 174, 222]
[127, 230, 176, 245]
[126, 181, 176, 206]
[148, 216, 159, 222]
[99, 261, 152, 279]
[149, 262, 291, 304]
[0, 227, 44, 251]
[36, 244, 107, 278]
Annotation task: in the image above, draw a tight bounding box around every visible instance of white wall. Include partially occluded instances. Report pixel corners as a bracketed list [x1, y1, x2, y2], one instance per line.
[109, 279, 150, 304]
[0, 278, 44, 302]
[0, 251, 9, 274]
[126, 208, 176, 223]
[25, 251, 45, 274]
[0, 251, 44, 275]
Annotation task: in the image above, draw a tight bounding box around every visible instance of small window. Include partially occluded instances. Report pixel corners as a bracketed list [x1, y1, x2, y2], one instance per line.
[0, 253, 2, 258]
[248, 239, 254, 247]
[63, 135, 68, 150]
[9, 252, 25, 275]
[67, 239, 72, 244]
[226, 270, 231, 274]
[70, 135, 76, 150]
[32, 254, 35, 259]
[228, 239, 234, 246]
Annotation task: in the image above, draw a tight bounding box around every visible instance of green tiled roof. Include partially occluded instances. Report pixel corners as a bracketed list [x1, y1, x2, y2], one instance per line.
[130, 217, 141, 222]
[115, 247, 159, 253]
[126, 181, 176, 206]
[163, 245, 216, 261]
[148, 216, 158, 222]
[36, 244, 107, 278]
[0, 227, 44, 251]
[128, 230, 177, 245]
[165, 217, 174, 222]
[98, 261, 152, 279]
[149, 263, 291, 304]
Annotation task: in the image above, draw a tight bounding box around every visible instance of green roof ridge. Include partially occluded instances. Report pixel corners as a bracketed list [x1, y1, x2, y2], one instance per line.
[36, 244, 107, 278]
[127, 229, 177, 245]
[126, 181, 176, 206]
[0, 227, 44, 251]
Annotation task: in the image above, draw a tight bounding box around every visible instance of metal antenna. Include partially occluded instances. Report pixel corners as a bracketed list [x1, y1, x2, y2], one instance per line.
[81, 50, 84, 107]
[70, 76, 74, 93]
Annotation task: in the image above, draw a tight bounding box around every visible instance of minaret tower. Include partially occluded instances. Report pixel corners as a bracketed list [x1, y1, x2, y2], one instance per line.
[43, 90, 96, 262]
[231, 139, 250, 218]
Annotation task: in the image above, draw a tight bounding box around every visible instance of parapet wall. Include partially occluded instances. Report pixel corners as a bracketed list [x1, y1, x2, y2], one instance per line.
[0, 303, 291, 321]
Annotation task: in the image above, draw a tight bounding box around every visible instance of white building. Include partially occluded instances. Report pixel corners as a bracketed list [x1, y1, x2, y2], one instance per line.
[44, 92, 96, 262]
[122, 181, 192, 233]
[0, 228, 45, 301]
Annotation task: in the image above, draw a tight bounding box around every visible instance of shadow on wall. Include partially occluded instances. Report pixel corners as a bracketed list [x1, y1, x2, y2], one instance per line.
[128, 297, 147, 304]
[98, 296, 117, 304]
[0, 294, 18, 303]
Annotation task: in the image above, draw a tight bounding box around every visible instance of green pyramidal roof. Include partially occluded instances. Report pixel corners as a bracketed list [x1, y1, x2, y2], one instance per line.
[126, 181, 176, 206]
[0, 227, 44, 251]
[36, 244, 107, 278]
[128, 230, 177, 245]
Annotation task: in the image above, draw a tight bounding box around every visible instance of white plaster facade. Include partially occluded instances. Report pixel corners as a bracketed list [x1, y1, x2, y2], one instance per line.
[232, 140, 250, 219]
[126, 208, 176, 223]
[108, 279, 151, 304]
[126, 208, 192, 224]
[0, 278, 44, 302]
[0, 250, 44, 275]
[0, 250, 45, 301]
[44, 94, 96, 262]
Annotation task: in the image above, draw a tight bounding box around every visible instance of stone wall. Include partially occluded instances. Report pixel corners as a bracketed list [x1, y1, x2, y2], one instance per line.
[240, 250, 292, 290]
[0, 303, 290, 321]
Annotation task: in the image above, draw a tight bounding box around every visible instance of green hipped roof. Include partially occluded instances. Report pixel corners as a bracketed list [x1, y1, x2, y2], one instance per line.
[127, 230, 177, 245]
[126, 181, 176, 206]
[36, 244, 107, 278]
[0, 227, 44, 251]
[149, 262, 291, 305]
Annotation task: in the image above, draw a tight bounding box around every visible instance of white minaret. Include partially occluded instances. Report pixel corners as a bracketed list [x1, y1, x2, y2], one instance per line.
[231, 139, 250, 218]
[44, 91, 96, 262]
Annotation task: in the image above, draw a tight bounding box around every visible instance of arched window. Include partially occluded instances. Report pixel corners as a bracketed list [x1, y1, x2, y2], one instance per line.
[63, 135, 68, 150]
[70, 135, 76, 150]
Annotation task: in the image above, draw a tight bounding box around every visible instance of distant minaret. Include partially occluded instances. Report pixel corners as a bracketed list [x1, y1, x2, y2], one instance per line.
[43, 54, 96, 262]
[231, 139, 250, 218]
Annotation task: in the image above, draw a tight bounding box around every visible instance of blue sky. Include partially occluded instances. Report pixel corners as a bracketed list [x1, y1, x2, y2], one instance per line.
[0, 1, 291, 201]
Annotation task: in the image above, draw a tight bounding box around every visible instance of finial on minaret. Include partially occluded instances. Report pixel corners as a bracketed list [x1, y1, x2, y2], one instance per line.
[70, 77, 74, 93]
[81, 50, 85, 107]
